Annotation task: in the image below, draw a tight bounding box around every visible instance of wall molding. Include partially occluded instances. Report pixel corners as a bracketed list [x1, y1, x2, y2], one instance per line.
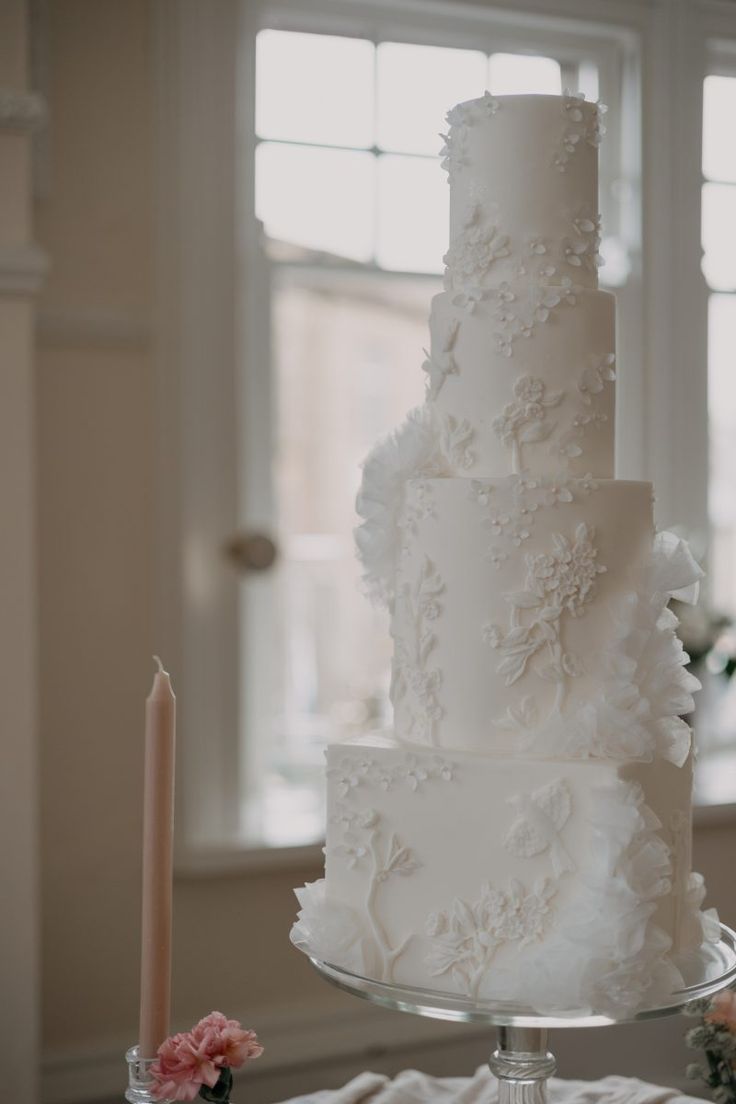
[36, 307, 151, 349]
[0, 242, 48, 295]
[0, 86, 46, 131]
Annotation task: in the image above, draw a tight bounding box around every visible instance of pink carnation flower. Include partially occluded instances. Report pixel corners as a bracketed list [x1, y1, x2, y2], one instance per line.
[706, 989, 736, 1033]
[150, 1012, 263, 1102]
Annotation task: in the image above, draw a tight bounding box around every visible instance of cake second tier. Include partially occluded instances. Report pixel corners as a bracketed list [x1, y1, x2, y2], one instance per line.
[391, 475, 657, 755]
[427, 285, 615, 479]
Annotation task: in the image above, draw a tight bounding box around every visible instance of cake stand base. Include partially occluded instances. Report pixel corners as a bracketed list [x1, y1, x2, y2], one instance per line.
[490, 1026, 557, 1103]
[292, 923, 736, 1103]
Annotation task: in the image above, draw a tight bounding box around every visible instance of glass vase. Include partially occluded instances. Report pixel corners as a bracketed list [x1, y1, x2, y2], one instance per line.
[125, 1046, 173, 1104]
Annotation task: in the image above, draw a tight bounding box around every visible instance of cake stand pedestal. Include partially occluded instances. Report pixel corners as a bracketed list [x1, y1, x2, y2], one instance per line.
[291, 924, 736, 1104]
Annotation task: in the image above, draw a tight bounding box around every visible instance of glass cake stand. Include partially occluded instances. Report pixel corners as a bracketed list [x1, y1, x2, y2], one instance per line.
[291, 924, 736, 1103]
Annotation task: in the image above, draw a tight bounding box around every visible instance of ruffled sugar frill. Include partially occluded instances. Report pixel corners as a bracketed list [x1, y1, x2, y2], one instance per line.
[355, 406, 446, 609]
[291, 880, 367, 974]
[513, 779, 718, 1017]
[520, 531, 704, 765]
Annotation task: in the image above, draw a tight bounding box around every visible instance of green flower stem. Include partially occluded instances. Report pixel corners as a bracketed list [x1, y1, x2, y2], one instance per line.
[199, 1067, 233, 1104]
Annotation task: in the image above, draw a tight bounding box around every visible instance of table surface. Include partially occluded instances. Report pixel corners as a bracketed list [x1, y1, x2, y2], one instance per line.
[278, 1068, 705, 1103]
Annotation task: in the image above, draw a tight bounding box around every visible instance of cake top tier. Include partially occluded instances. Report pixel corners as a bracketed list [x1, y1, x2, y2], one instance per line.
[441, 93, 605, 293]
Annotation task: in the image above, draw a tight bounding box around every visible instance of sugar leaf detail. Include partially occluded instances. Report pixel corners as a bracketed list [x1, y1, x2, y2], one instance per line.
[504, 779, 575, 877]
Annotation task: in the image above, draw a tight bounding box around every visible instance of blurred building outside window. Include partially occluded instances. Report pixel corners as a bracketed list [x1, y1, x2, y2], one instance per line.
[243, 27, 633, 847]
[692, 64, 736, 803]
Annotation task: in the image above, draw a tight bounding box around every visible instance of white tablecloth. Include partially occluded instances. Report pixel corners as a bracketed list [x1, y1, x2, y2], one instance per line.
[280, 1067, 703, 1103]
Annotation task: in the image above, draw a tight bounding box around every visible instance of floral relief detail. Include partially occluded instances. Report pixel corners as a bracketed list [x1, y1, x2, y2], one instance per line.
[554, 93, 608, 173]
[327, 806, 420, 982]
[563, 236, 601, 273]
[439, 413, 475, 471]
[468, 480, 494, 508]
[492, 375, 564, 474]
[327, 751, 458, 797]
[503, 778, 575, 877]
[468, 474, 599, 571]
[494, 693, 538, 733]
[362, 822, 418, 982]
[443, 204, 510, 292]
[451, 285, 488, 314]
[400, 478, 436, 560]
[391, 557, 446, 745]
[489, 277, 581, 359]
[484, 522, 606, 716]
[422, 318, 460, 399]
[323, 753, 459, 983]
[424, 878, 556, 999]
[545, 353, 614, 466]
[477, 90, 500, 117]
[440, 93, 501, 183]
[578, 352, 616, 403]
[333, 841, 368, 868]
[439, 124, 468, 181]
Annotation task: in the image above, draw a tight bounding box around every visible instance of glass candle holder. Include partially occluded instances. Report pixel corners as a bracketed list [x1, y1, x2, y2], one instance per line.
[125, 1046, 173, 1104]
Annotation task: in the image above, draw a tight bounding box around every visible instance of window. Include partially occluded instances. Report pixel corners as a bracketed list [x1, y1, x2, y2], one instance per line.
[704, 72, 736, 619]
[241, 23, 630, 848]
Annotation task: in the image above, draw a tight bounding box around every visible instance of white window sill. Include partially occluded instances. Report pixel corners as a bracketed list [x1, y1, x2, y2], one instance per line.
[174, 840, 324, 878]
[694, 800, 736, 829]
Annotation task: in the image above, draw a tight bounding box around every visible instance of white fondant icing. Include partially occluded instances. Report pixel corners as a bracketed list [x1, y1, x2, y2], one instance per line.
[305, 93, 717, 1018]
[392, 478, 654, 753]
[430, 286, 616, 479]
[297, 740, 717, 1015]
[443, 94, 601, 290]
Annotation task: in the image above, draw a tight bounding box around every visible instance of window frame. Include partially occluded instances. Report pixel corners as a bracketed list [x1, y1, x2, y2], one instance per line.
[155, 0, 731, 872]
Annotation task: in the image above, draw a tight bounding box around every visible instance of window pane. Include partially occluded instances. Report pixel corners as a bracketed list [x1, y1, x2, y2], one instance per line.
[702, 182, 736, 291]
[256, 30, 375, 147]
[576, 61, 599, 104]
[709, 293, 736, 524]
[376, 155, 448, 273]
[709, 292, 736, 617]
[703, 75, 736, 183]
[252, 275, 433, 845]
[376, 42, 487, 155]
[256, 142, 375, 261]
[488, 52, 561, 95]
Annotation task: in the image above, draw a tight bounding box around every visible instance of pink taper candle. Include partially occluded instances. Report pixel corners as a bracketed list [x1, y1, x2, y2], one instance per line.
[138, 656, 176, 1059]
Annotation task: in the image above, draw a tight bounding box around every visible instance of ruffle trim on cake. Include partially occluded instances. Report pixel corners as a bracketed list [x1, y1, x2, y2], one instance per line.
[291, 880, 367, 974]
[520, 531, 704, 765]
[513, 780, 680, 1015]
[354, 406, 446, 609]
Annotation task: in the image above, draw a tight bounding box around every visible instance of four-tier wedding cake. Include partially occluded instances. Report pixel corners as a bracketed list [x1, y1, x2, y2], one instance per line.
[292, 93, 718, 1016]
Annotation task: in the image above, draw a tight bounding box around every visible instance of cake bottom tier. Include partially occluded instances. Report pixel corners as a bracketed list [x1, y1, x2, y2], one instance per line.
[293, 737, 717, 1017]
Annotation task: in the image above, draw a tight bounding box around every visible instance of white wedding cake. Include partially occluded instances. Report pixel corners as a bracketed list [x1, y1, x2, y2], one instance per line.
[292, 93, 718, 1016]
